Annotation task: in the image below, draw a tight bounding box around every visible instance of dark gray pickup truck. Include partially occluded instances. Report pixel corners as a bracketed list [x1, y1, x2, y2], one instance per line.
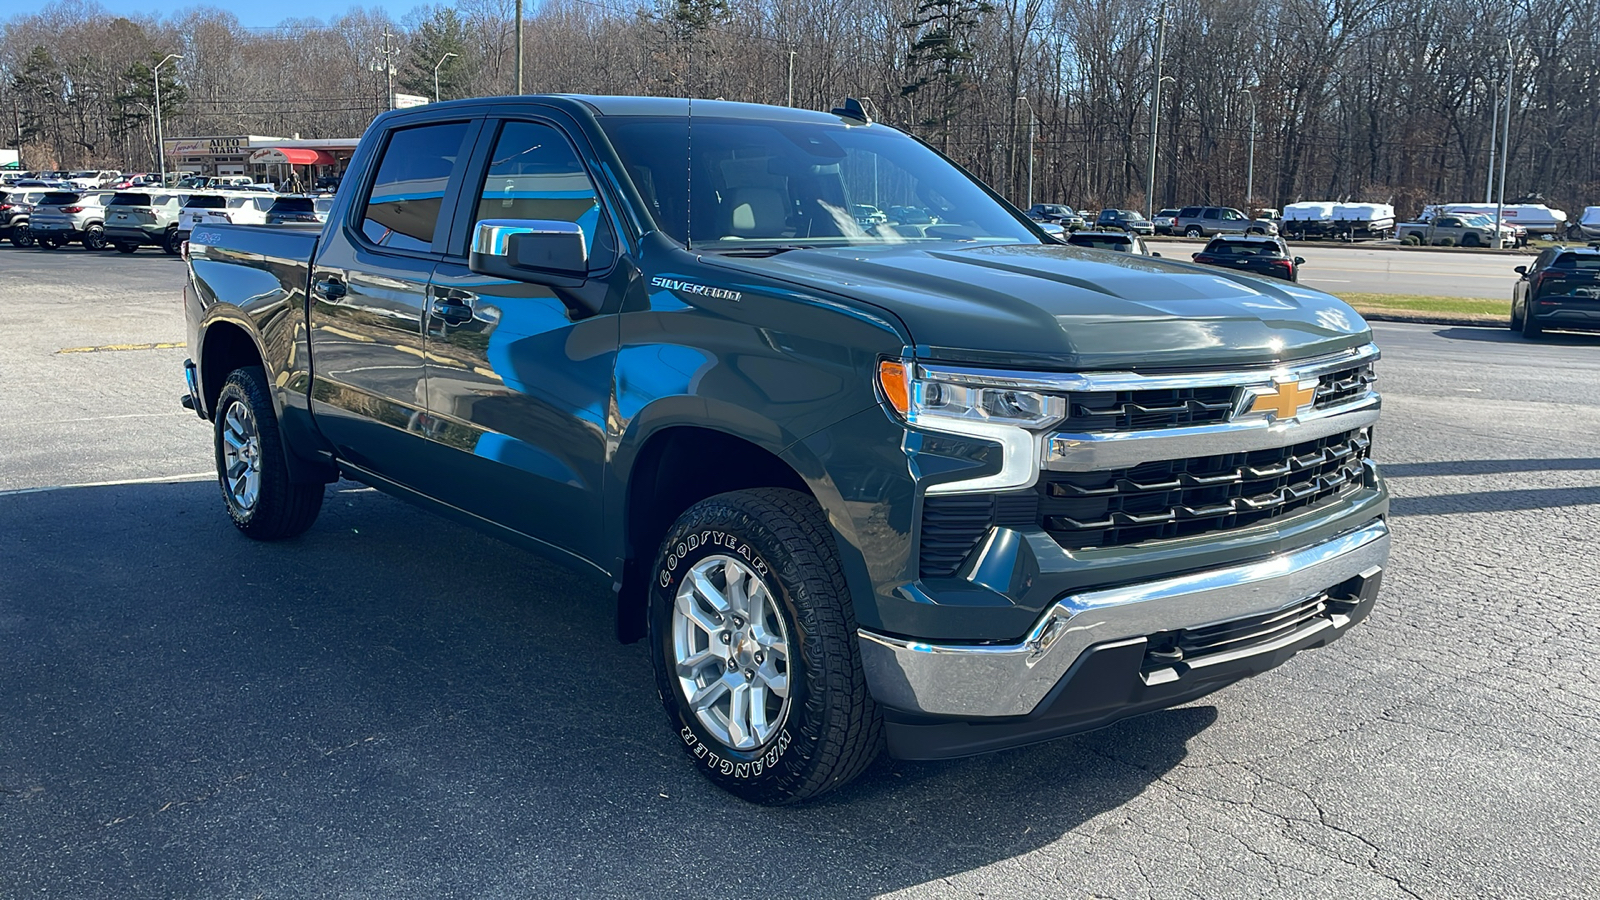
[182, 95, 1390, 804]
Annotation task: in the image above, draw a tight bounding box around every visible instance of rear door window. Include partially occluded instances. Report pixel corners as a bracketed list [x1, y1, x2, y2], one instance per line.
[361, 121, 471, 252]
[1202, 208, 1220, 220]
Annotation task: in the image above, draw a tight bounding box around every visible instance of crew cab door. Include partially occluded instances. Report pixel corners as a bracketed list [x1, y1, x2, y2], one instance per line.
[306, 118, 480, 487]
[420, 115, 621, 563]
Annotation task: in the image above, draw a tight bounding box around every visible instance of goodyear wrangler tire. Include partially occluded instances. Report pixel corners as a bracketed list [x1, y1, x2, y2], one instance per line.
[649, 488, 883, 804]
[213, 366, 324, 540]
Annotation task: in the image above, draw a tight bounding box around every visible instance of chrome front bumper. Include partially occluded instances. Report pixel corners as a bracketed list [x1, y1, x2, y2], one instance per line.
[858, 518, 1390, 718]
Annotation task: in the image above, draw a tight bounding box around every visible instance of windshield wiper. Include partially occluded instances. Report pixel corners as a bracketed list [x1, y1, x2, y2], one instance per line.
[704, 244, 817, 258]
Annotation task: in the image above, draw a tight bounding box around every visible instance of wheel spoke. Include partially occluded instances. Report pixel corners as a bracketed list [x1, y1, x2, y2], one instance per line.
[223, 430, 244, 452]
[675, 588, 723, 636]
[675, 646, 718, 679]
[724, 564, 749, 616]
[689, 567, 729, 614]
[757, 664, 788, 699]
[726, 682, 753, 748]
[689, 675, 731, 712]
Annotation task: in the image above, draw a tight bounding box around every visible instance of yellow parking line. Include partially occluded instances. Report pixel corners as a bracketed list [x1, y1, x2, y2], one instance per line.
[56, 342, 185, 354]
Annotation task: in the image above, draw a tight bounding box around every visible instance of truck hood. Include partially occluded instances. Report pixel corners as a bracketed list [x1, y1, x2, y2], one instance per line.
[707, 243, 1370, 371]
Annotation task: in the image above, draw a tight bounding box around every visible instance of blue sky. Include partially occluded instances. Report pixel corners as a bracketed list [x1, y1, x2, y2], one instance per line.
[44, 0, 427, 29]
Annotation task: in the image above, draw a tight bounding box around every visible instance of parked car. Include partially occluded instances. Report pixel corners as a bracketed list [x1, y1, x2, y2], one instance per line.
[1, 188, 47, 247]
[28, 190, 114, 249]
[1151, 208, 1181, 235]
[1565, 207, 1600, 242]
[177, 191, 278, 242]
[1190, 234, 1304, 281]
[1066, 230, 1156, 255]
[265, 194, 334, 226]
[66, 170, 119, 189]
[1510, 244, 1600, 338]
[1395, 213, 1511, 248]
[1026, 203, 1086, 230]
[1094, 208, 1155, 235]
[1173, 205, 1252, 238]
[105, 191, 188, 254]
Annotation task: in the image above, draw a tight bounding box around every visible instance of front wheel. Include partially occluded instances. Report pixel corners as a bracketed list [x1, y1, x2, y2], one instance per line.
[212, 366, 325, 539]
[162, 229, 182, 255]
[650, 488, 882, 804]
[1185, 226, 1203, 238]
[82, 224, 107, 250]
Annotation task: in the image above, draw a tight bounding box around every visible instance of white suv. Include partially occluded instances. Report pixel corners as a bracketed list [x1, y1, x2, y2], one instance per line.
[177, 192, 278, 239]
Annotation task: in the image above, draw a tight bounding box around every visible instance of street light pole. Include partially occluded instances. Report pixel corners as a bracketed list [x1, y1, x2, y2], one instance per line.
[1495, 38, 1512, 247]
[1240, 88, 1256, 209]
[433, 52, 458, 102]
[153, 53, 182, 185]
[1017, 95, 1036, 209]
[1485, 83, 1499, 203]
[515, 0, 524, 94]
[1145, 0, 1168, 219]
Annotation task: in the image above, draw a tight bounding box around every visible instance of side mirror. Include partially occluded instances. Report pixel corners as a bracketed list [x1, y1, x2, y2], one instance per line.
[1514, 265, 1528, 275]
[1151, 252, 1162, 258]
[1191, 253, 1201, 260]
[470, 219, 587, 281]
[1294, 257, 1306, 265]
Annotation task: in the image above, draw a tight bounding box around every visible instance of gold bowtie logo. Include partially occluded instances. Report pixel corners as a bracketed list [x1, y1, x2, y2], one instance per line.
[1250, 379, 1318, 419]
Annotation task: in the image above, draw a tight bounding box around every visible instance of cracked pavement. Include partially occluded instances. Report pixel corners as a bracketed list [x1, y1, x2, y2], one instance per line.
[2, 256, 1598, 898]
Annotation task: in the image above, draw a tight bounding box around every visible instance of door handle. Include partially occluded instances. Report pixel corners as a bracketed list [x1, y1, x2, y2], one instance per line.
[431, 295, 474, 326]
[314, 277, 347, 300]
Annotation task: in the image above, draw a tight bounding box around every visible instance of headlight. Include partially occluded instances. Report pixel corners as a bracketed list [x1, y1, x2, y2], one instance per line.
[878, 360, 1066, 494]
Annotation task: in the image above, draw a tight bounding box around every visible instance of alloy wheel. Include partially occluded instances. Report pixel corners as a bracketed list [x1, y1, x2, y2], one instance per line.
[220, 398, 263, 511]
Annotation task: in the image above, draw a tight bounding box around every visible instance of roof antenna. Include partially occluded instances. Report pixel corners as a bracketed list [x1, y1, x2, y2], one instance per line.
[685, 95, 693, 252]
[831, 97, 871, 125]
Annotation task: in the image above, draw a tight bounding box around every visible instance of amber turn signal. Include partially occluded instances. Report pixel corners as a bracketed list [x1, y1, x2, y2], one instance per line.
[877, 359, 910, 415]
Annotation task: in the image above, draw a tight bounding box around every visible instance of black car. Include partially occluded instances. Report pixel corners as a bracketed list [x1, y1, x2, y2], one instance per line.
[1511, 244, 1600, 338]
[265, 195, 334, 226]
[1191, 235, 1304, 281]
[1027, 203, 1086, 230]
[1, 189, 44, 247]
[1094, 208, 1155, 235]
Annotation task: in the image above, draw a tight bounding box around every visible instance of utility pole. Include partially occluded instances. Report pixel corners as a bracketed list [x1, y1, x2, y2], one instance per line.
[381, 29, 395, 110]
[515, 0, 524, 94]
[1485, 85, 1498, 203]
[154, 54, 182, 184]
[1495, 38, 1512, 247]
[1241, 88, 1256, 209]
[787, 50, 796, 107]
[1145, 0, 1168, 219]
[1018, 95, 1036, 209]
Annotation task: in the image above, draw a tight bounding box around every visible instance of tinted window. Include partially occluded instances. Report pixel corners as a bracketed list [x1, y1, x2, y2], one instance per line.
[185, 195, 227, 209]
[1179, 207, 1200, 217]
[1202, 208, 1220, 219]
[41, 192, 80, 205]
[471, 120, 616, 267]
[361, 121, 469, 252]
[1554, 253, 1600, 270]
[271, 197, 315, 213]
[1068, 235, 1131, 251]
[110, 192, 153, 206]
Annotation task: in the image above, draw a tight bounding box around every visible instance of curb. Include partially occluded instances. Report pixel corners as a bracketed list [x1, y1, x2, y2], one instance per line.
[1356, 312, 1508, 327]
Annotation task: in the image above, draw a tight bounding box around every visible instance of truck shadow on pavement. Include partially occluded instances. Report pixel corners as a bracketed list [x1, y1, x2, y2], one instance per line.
[0, 480, 1211, 898]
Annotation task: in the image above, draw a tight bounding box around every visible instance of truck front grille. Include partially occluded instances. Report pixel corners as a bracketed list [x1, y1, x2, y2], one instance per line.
[1036, 428, 1370, 550]
[1314, 363, 1375, 409]
[1063, 385, 1236, 431]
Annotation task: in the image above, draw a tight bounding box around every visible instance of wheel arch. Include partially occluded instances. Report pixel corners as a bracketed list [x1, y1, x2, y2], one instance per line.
[610, 416, 870, 645]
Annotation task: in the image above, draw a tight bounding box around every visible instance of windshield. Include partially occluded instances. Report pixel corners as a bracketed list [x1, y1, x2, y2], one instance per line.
[599, 116, 1039, 250]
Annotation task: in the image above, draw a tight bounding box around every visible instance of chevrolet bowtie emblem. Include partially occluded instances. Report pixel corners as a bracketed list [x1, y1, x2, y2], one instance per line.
[1249, 379, 1318, 419]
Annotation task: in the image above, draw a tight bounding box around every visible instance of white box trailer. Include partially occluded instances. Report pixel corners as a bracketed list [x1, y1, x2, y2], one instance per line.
[1435, 203, 1568, 237]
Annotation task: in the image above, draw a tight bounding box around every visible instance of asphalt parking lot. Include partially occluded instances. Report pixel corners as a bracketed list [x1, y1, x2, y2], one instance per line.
[3, 248, 1599, 898]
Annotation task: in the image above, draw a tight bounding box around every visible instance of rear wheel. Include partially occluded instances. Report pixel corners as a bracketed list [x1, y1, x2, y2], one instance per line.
[114, 241, 138, 254]
[1520, 304, 1544, 339]
[1185, 226, 1203, 238]
[212, 366, 325, 540]
[162, 228, 182, 255]
[1461, 233, 1481, 248]
[9, 224, 33, 248]
[650, 488, 882, 804]
[1510, 297, 1525, 330]
[81, 223, 107, 250]
[37, 234, 60, 250]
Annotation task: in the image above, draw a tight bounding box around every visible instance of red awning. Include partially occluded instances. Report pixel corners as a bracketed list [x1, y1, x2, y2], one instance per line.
[248, 147, 338, 166]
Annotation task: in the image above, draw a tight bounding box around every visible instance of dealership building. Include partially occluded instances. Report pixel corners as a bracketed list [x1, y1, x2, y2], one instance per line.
[163, 135, 359, 182]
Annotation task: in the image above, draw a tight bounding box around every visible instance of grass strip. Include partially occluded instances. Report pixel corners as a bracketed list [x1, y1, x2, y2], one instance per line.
[1335, 292, 1509, 323]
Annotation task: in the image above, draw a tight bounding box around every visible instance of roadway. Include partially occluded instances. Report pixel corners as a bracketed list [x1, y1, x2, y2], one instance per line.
[1149, 239, 1528, 299]
[3, 248, 1598, 898]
